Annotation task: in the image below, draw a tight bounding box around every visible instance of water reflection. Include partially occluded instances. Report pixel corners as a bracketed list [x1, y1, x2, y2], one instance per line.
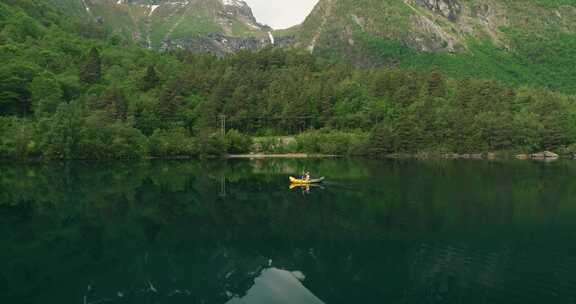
[2, 159, 576, 303]
[289, 183, 325, 194]
[78, 256, 321, 304]
[226, 268, 323, 304]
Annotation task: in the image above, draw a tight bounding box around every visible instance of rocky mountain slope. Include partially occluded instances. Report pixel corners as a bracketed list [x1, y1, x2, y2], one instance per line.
[34, 0, 576, 92]
[55, 0, 294, 55]
[295, 0, 576, 92]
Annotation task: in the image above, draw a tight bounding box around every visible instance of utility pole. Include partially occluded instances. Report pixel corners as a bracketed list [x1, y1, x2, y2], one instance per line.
[219, 114, 226, 137]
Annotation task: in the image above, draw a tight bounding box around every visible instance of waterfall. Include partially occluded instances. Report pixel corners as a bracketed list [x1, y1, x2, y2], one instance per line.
[80, 0, 91, 12]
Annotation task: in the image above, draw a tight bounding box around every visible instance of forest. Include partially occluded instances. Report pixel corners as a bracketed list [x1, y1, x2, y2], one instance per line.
[1, 0, 576, 160]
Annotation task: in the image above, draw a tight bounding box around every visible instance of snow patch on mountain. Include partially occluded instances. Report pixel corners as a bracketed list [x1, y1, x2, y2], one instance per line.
[223, 0, 247, 8]
[167, 1, 189, 5]
[149, 4, 160, 16]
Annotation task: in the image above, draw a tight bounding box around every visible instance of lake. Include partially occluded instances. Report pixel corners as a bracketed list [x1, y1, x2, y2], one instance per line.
[1, 159, 576, 304]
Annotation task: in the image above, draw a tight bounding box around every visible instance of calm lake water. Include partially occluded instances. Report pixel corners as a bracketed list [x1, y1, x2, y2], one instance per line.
[1, 159, 576, 304]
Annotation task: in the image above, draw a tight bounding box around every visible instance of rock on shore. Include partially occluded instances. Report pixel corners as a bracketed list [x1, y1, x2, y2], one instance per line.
[530, 151, 559, 160]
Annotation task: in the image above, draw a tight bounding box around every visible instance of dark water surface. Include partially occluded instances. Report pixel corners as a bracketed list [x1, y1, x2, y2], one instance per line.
[1, 159, 576, 304]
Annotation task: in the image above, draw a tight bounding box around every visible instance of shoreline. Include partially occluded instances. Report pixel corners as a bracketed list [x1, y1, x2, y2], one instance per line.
[227, 153, 339, 159]
[1, 151, 570, 162]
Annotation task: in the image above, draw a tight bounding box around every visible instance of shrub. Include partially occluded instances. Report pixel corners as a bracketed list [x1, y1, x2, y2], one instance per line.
[198, 134, 227, 157]
[367, 123, 396, 156]
[296, 130, 369, 155]
[148, 127, 197, 157]
[225, 129, 253, 154]
[77, 112, 148, 159]
[0, 117, 40, 159]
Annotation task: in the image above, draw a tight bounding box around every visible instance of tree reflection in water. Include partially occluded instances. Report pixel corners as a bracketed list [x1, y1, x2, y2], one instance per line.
[2, 159, 576, 303]
[226, 268, 323, 304]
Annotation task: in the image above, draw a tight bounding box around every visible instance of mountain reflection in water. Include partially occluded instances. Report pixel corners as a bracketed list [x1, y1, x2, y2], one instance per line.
[2, 159, 576, 303]
[226, 268, 323, 304]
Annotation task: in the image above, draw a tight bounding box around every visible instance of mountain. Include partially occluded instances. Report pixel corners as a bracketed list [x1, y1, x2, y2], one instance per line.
[5, 0, 576, 92]
[2, 0, 576, 159]
[62, 0, 576, 92]
[53, 0, 294, 55]
[295, 0, 576, 92]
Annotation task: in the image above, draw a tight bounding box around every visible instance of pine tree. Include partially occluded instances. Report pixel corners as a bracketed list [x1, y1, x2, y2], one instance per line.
[427, 70, 446, 97]
[455, 78, 474, 108]
[369, 123, 394, 155]
[140, 66, 160, 91]
[157, 81, 182, 123]
[101, 87, 127, 120]
[80, 47, 101, 84]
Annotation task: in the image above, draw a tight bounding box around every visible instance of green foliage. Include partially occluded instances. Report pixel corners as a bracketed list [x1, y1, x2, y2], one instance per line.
[80, 47, 101, 84]
[149, 127, 198, 157]
[140, 65, 160, 91]
[1, 0, 576, 160]
[366, 81, 576, 156]
[296, 130, 369, 155]
[37, 103, 147, 160]
[0, 60, 38, 116]
[39, 102, 84, 159]
[76, 112, 148, 160]
[29, 72, 63, 117]
[300, 0, 576, 94]
[156, 81, 183, 125]
[99, 86, 128, 120]
[368, 123, 395, 155]
[0, 117, 39, 159]
[197, 134, 227, 157]
[225, 129, 253, 154]
[530, 0, 575, 8]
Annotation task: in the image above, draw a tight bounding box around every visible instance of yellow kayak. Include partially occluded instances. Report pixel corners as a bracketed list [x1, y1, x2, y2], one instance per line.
[289, 176, 325, 184]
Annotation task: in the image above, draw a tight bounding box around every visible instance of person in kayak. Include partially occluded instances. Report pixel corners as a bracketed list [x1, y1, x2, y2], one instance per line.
[304, 171, 310, 182]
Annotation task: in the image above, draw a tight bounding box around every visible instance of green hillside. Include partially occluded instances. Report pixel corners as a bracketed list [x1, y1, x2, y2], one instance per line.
[41, 0, 271, 49]
[2, 0, 576, 161]
[297, 0, 576, 93]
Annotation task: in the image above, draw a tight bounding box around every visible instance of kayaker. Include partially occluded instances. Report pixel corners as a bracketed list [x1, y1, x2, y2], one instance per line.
[305, 171, 310, 182]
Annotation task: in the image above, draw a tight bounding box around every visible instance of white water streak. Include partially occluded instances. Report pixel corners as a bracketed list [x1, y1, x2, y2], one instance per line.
[80, 0, 91, 13]
[149, 5, 160, 16]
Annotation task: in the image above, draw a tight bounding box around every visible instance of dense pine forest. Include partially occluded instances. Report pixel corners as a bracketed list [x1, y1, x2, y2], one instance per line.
[2, 0, 576, 160]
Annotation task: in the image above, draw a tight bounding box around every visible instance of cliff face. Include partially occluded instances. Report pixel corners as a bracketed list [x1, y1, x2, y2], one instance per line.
[415, 0, 462, 21]
[165, 33, 295, 56]
[53, 0, 576, 59]
[47, 0, 576, 91]
[296, 0, 576, 54]
[294, 0, 514, 54]
[72, 0, 291, 54]
[287, 0, 576, 91]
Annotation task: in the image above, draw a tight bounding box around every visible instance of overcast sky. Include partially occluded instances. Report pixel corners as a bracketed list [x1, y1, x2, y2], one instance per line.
[244, 0, 319, 29]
